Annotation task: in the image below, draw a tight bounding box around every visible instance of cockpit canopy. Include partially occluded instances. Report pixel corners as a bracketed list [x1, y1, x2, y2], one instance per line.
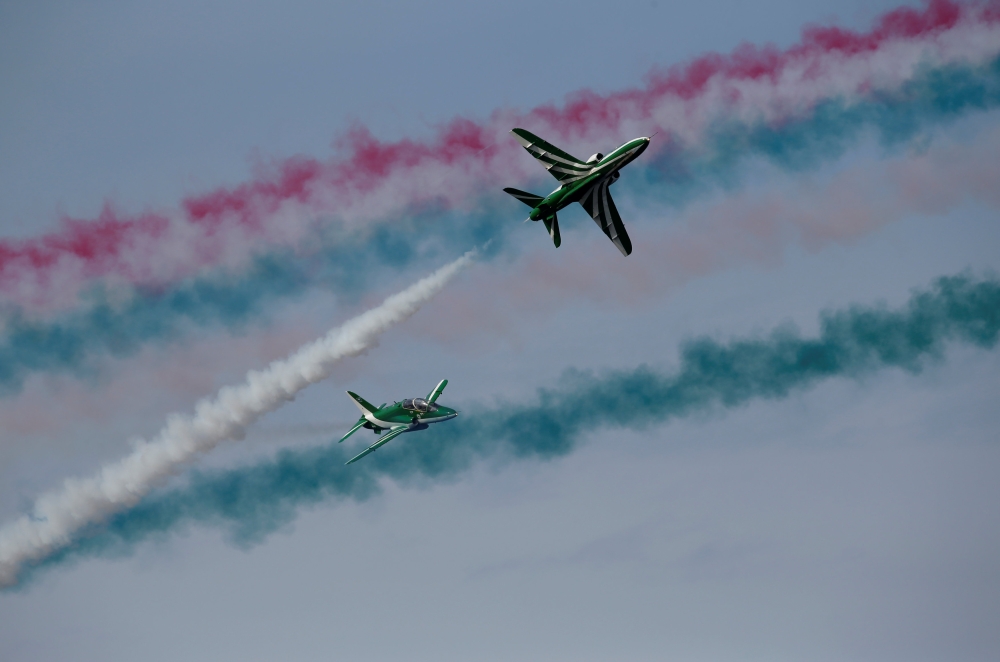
[401, 397, 437, 413]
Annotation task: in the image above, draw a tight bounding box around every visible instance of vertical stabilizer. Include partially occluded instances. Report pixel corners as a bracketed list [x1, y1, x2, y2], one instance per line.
[427, 379, 448, 403]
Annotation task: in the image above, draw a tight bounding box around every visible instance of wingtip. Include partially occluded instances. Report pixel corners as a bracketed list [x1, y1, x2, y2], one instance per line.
[346, 447, 373, 464]
[510, 129, 533, 148]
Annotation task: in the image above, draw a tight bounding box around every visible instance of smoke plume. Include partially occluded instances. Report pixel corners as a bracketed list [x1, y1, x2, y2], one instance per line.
[15, 271, 998, 588]
[3, 1, 998, 311]
[0, 251, 476, 588]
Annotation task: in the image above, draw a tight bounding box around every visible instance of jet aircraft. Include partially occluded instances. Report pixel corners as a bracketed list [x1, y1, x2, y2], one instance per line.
[339, 379, 457, 464]
[504, 128, 649, 256]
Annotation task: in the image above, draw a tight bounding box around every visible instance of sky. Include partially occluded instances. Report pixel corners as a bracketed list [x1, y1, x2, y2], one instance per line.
[1, 1, 999, 661]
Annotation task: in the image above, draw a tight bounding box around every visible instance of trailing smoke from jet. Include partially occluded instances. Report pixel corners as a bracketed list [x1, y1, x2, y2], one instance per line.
[2, 1, 998, 312]
[15, 271, 999, 589]
[0, 215, 499, 397]
[0, 251, 476, 589]
[2, 2, 999, 398]
[4, 56, 1000, 397]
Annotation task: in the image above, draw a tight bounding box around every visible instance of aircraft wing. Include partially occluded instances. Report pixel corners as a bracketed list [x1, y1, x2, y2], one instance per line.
[338, 417, 368, 444]
[511, 128, 592, 183]
[345, 426, 409, 465]
[578, 179, 633, 256]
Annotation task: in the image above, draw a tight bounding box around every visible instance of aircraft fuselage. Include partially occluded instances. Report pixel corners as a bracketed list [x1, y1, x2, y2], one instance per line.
[362, 402, 458, 432]
[528, 137, 649, 221]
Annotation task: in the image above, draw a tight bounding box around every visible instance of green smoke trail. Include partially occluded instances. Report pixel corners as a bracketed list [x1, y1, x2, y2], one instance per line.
[19, 271, 1000, 587]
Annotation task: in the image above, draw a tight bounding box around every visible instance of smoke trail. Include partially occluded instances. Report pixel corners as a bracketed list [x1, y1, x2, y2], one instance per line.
[3, 1, 998, 309]
[0, 251, 476, 588]
[15, 271, 999, 588]
[0, 214, 499, 396]
[632, 54, 1000, 208]
[3, 54, 1000, 395]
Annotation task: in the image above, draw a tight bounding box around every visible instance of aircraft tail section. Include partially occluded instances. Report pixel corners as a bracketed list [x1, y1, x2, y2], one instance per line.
[427, 379, 448, 403]
[346, 391, 378, 415]
[503, 187, 560, 247]
[503, 187, 544, 208]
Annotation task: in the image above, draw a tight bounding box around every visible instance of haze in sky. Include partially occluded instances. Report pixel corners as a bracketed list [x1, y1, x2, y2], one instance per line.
[1, 1, 998, 661]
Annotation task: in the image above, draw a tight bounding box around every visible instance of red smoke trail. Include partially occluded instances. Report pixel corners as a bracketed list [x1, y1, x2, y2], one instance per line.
[527, 0, 969, 131]
[0, 1, 995, 308]
[0, 208, 168, 278]
[183, 156, 324, 229]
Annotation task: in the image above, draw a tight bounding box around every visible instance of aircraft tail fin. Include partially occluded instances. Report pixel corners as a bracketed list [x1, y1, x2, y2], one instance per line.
[427, 379, 448, 403]
[504, 187, 559, 246]
[503, 187, 543, 208]
[346, 391, 378, 415]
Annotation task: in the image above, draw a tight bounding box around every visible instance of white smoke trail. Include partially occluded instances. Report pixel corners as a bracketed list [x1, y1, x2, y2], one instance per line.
[0, 251, 476, 588]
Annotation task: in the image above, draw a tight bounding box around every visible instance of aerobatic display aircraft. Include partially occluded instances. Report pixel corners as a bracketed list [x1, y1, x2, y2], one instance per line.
[504, 128, 650, 256]
[339, 379, 457, 464]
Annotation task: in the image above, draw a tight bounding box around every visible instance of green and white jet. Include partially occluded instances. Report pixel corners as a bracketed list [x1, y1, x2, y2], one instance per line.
[504, 128, 650, 256]
[339, 379, 457, 465]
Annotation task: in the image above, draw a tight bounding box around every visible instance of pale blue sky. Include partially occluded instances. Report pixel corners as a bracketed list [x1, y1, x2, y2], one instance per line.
[2, 2, 998, 661]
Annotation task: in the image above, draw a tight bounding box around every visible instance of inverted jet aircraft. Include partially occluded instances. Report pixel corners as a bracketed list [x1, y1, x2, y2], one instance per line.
[339, 379, 457, 465]
[504, 128, 649, 256]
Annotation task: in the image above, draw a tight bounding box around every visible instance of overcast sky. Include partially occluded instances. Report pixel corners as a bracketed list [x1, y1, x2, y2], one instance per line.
[1, 1, 998, 661]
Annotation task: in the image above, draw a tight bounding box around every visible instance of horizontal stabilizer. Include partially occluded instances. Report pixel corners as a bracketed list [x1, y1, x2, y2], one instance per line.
[542, 214, 561, 248]
[503, 187, 544, 208]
